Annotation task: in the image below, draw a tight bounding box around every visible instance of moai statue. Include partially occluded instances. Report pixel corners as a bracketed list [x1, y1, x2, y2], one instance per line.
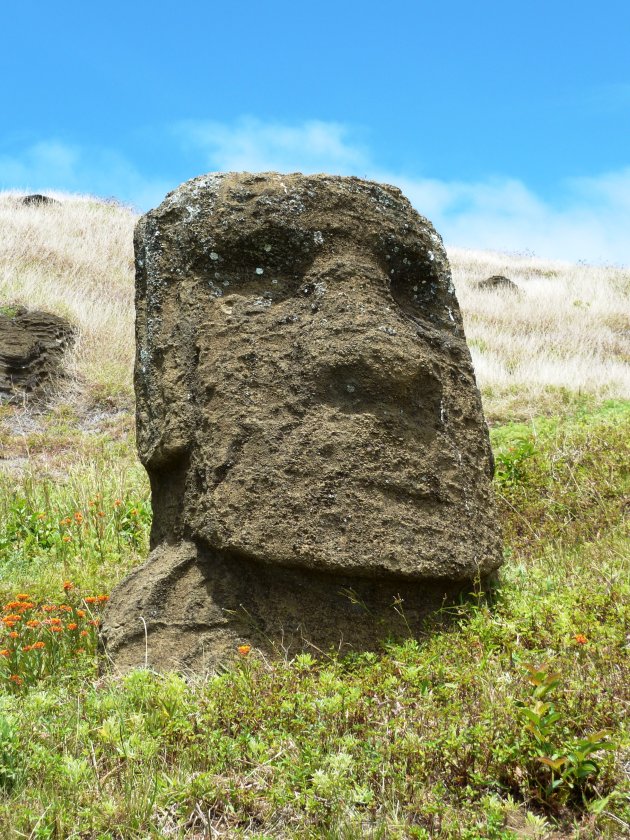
[103, 173, 501, 671]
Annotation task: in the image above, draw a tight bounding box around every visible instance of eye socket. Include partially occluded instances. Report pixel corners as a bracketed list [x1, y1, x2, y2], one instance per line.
[188, 224, 320, 303]
[372, 233, 459, 331]
[202, 224, 314, 275]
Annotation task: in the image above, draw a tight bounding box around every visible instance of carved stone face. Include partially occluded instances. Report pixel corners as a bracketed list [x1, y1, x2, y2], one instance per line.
[135, 173, 500, 582]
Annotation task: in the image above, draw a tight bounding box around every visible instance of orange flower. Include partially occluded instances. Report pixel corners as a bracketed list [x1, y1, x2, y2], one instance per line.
[63, 581, 74, 591]
[48, 618, 62, 625]
[17, 603, 34, 610]
[26, 620, 40, 628]
[0, 650, 10, 657]
[3, 615, 22, 622]
[16, 594, 31, 601]
[49, 626, 63, 633]
[3, 621, 17, 629]
[22, 644, 32, 652]
[37, 513, 46, 520]
[73, 512, 83, 524]
[62, 535, 72, 543]
[9, 675, 22, 685]
[130, 508, 138, 516]
[76, 609, 86, 618]
[60, 517, 72, 527]
[8, 632, 19, 639]
[84, 597, 97, 604]
[4, 601, 23, 610]
[67, 623, 78, 631]
[41, 605, 57, 612]
[237, 644, 252, 656]
[113, 499, 122, 508]
[88, 619, 100, 627]
[80, 630, 88, 637]
[574, 633, 588, 645]
[59, 605, 72, 612]
[97, 595, 109, 603]
[97, 511, 105, 518]
[32, 641, 45, 650]
[75, 648, 85, 654]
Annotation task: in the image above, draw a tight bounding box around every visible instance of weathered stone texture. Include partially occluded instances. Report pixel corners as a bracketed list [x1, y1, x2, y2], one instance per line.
[21, 194, 59, 207]
[477, 274, 519, 292]
[0, 306, 75, 400]
[103, 172, 502, 671]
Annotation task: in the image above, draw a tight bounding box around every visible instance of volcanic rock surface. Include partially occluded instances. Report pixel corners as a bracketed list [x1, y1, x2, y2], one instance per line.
[103, 172, 502, 671]
[477, 274, 519, 292]
[0, 306, 75, 400]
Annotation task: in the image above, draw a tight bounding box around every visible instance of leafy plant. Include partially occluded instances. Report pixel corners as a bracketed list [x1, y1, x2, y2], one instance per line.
[519, 663, 615, 805]
[0, 304, 20, 318]
[0, 584, 109, 692]
[494, 435, 535, 487]
[0, 714, 20, 790]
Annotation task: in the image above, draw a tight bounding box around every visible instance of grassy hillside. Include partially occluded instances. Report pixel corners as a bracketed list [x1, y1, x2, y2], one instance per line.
[1, 192, 629, 423]
[0, 193, 628, 838]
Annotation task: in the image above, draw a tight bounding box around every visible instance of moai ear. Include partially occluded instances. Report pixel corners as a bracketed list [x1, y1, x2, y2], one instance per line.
[134, 215, 196, 470]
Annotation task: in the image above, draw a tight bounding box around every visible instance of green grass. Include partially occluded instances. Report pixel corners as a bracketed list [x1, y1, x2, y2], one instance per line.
[0, 402, 628, 838]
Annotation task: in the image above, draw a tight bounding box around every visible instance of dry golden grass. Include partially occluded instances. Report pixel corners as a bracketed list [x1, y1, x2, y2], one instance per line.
[0, 191, 136, 408]
[1, 192, 628, 422]
[450, 247, 629, 419]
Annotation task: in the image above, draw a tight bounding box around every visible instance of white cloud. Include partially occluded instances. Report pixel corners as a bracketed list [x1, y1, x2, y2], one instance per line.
[0, 140, 171, 210]
[568, 167, 630, 212]
[407, 171, 630, 265]
[2, 124, 630, 265]
[176, 117, 630, 265]
[0, 141, 79, 186]
[176, 117, 370, 174]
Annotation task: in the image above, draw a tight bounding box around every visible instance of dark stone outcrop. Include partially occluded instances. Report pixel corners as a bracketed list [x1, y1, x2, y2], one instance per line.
[0, 306, 75, 400]
[21, 194, 59, 207]
[103, 172, 502, 671]
[477, 275, 519, 292]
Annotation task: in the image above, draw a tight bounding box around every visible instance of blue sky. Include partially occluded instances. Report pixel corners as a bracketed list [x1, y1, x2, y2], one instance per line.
[2, 1, 629, 263]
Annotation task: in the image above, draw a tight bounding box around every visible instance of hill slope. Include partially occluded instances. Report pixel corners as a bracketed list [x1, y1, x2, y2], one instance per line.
[1, 191, 628, 422]
[0, 193, 628, 838]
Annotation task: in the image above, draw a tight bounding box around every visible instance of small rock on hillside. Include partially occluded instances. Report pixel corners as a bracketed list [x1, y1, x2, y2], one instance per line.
[21, 194, 60, 207]
[477, 274, 519, 292]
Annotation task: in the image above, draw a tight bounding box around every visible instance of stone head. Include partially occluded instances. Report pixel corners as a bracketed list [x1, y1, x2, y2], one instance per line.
[134, 172, 500, 582]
